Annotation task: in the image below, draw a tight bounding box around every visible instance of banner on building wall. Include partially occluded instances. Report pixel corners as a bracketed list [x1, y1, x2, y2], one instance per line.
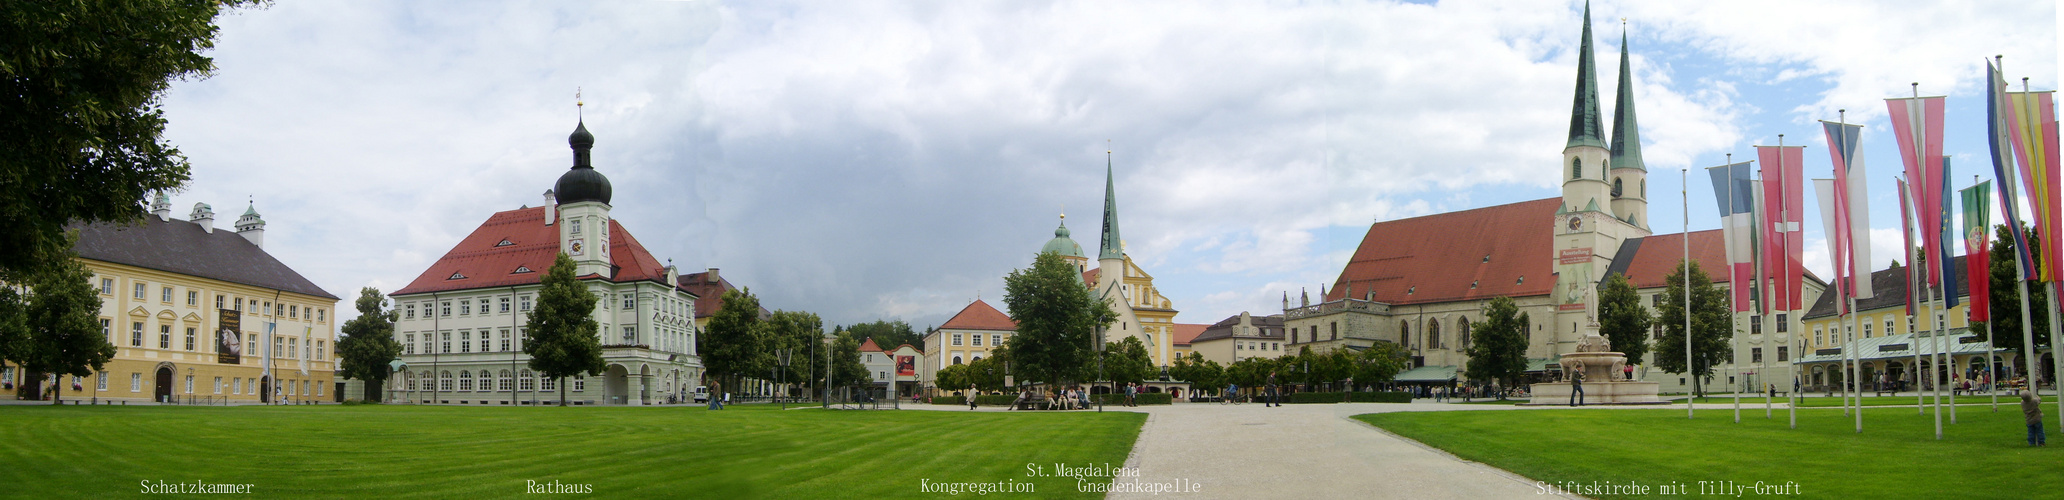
[217, 309, 242, 364]
[897, 356, 915, 376]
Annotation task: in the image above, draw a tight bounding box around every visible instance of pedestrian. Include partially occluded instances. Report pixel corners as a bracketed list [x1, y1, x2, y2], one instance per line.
[968, 385, 979, 410]
[1265, 371, 1280, 407]
[1624, 363, 1635, 382]
[1124, 383, 1136, 407]
[2023, 390, 2046, 446]
[1569, 369, 1585, 407]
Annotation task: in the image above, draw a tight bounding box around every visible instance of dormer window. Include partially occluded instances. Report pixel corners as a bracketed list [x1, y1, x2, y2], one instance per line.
[448, 272, 467, 280]
[495, 239, 514, 247]
[1481, 255, 1490, 263]
[512, 266, 534, 274]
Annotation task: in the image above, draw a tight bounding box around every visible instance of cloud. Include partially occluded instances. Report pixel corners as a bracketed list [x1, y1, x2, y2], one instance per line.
[152, 0, 2053, 333]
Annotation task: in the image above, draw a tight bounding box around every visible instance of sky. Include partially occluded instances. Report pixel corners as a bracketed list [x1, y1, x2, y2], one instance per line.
[154, 0, 2058, 332]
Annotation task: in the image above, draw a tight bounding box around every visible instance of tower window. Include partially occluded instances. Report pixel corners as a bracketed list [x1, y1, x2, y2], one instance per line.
[1571, 158, 1582, 180]
[1613, 178, 1623, 197]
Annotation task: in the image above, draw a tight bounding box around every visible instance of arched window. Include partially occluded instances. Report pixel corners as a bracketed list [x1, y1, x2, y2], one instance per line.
[458, 371, 473, 391]
[1329, 322, 1338, 341]
[520, 369, 535, 391]
[1429, 320, 1442, 349]
[952, 356, 963, 365]
[1459, 317, 1472, 347]
[1399, 320, 1411, 346]
[1571, 158, 1582, 180]
[1640, 179, 1646, 198]
[405, 372, 416, 391]
[440, 371, 453, 391]
[1613, 178, 1624, 197]
[499, 370, 513, 391]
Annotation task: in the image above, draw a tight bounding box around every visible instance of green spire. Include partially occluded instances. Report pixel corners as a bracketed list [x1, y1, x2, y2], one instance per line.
[1609, 25, 1646, 171]
[1099, 152, 1123, 261]
[1565, 1, 1607, 150]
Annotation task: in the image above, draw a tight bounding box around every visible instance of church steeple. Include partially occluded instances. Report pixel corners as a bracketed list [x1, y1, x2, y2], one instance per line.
[1609, 26, 1646, 173]
[1565, 1, 1607, 151]
[1099, 152, 1124, 261]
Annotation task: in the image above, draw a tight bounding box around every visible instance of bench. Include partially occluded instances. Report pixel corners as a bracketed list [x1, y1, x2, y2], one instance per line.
[1012, 395, 1050, 411]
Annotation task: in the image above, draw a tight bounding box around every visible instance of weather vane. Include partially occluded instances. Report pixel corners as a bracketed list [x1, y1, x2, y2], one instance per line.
[576, 87, 584, 119]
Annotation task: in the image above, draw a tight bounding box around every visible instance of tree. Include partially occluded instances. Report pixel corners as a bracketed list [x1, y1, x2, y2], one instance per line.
[761, 310, 822, 398]
[1352, 341, 1409, 391]
[842, 320, 920, 352]
[1598, 272, 1653, 366]
[1652, 259, 1733, 397]
[936, 364, 970, 395]
[830, 335, 870, 393]
[1463, 296, 1529, 399]
[7, 260, 115, 404]
[1103, 336, 1154, 386]
[1001, 251, 1115, 388]
[1971, 224, 2050, 353]
[0, 1, 264, 279]
[335, 287, 401, 401]
[699, 287, 769, 399]
[1169, 352, 1226, 397]
[523, 252, 604, 406]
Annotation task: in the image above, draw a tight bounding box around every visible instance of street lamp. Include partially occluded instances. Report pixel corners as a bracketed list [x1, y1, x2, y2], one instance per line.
[1095, 324, 1106, 413]
[778, 348, 790, 410]
[823, 332, 836, 409]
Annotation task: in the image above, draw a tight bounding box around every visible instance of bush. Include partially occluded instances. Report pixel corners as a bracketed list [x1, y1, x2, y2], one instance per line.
[340, 399, 382, 406]
[1283, 391, 1411, 404]
[1090, 392, 1172, 405]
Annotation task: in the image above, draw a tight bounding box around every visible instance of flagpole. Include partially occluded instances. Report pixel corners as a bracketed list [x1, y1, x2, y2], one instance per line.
[1732, 152, 1741, 424]
[2038, 77, 2064, 435]
[1686, 166, 1695, 419]
[1771, 134, 1786, 420]
[1835, 109, 1857, 422]
[1981, 173, 2000, 413]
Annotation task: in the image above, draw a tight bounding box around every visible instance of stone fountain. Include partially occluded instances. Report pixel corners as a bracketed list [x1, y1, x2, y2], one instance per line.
[1527, 333, 1663, 405]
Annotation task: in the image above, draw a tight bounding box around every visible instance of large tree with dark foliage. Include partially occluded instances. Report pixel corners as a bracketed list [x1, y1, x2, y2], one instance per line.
[3, 259, 115, 404]
[1463, 296, 1530, 399]
[336, 287, 401, 401]
[1598, 272, 1653, 366]
[523, 253, 604, 406]
[1001, 251, 1114, 388]
[699, 287, 769, 399]
[1652, 260, 1733, 397]
[1970, 224, 2049, 353]
[0, 0, 263, 280]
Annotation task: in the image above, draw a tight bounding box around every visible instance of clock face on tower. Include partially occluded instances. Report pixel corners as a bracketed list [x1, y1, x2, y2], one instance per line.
[570, 239, 585, 256]
[1566, 215, 1582, 232]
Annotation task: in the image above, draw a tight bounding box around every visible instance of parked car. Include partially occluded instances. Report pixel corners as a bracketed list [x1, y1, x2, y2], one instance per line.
[692, 386, 709, 403]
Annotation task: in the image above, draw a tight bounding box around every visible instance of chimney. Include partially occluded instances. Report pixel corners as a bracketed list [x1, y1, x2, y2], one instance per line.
[706, 268, 719, 284]
[151, 192, 172, 221]
[190, 203, 215, 233]
[543, 189, 557, 225]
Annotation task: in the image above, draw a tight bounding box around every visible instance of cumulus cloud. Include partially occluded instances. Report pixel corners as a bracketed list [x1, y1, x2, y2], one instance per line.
[154, 0, 2053, 330]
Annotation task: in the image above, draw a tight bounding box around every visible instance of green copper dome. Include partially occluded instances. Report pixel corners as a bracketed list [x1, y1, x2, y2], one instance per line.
[1041, 219, 1086, 259]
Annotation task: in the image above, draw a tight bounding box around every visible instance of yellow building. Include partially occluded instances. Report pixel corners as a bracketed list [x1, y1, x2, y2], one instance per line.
[21, 195, 341, 403]
[1796, 258, 2030, 391]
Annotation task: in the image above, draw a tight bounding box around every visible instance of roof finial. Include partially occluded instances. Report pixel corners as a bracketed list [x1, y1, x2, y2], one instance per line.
[576, 87, 584, 119]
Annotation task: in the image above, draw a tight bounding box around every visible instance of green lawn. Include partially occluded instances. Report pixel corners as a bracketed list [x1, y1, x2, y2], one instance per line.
[1672, 395, 2057, 407]
[0, 403, 1143, 498]
[1356, 408, 2059, 498]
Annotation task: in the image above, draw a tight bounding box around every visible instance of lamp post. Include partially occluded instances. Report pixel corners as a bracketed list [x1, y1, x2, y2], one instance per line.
[778, 348, 790, 410]
[824, 332, 835, 408]
[1095, 325, 1106, 413]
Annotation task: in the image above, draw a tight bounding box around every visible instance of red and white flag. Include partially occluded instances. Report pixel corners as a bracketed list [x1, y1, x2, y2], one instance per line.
[1758, 145, 1806, 311]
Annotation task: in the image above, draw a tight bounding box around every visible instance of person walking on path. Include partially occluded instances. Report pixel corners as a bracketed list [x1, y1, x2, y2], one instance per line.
[1265, 371, 1281, 407]
[1124, 383, 1137, 407]
[2023, 390, 2046, 446]
[708, 382, 724, 410]
[1568, 369, 1585, 407]
[968, 385, 979, 410]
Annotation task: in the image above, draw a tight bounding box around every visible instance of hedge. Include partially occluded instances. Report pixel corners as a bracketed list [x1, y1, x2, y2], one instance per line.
[1284, 391, 1411, 404]
[1091, 392, 1172, 405]
[931, 396, 966, 406]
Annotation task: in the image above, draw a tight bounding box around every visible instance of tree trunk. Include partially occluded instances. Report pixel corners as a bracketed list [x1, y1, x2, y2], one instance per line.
[51, 381, 61, 405]
[559, 379, 567, 407]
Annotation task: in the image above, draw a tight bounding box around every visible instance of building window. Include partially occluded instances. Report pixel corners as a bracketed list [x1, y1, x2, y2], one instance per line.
[234, 297, 243, 312]
[1776, 313, 1789, 332]
[289, 305, 298, 319]
[101, 278, 113, 295]
[100, 319, 111, 343]
[215, 294, 225, 309]
[459, 371, 473, 392]
[972, 334, 982, 347]
[541, 376, 556, 392]
[158, 325, 171, 349]
[1571, 158, 1582, 180]
[992, 334, 1002, 347]
[952, 333, 963, 346]
[460, 331, 471, 353]
[573, 376, 585, 392]
[287, 338, 298, 359]
[500, 330, 511, 352]
[184, 327, 196, 351]
[460, 300, 470, 316]
[160, 287, 172, 302]
[571, 219, 582, 234]
[1459, 317, 1473, 347]
[442, 301, 452, 317]
[187, 291, 199, 306]
[521, 295, 533, 311]
[235, 377, 244, 394]
[478, 333, 489, 353]
[134, 282, 146, 299]
[621, 326, 636, 344]
[499, 370, 513, 391]
[1886, 318, 1895, 336]
[131, 373, 141, 392]
[1751, 319, 1762, 334]
[184, 375, 194, 394]
[1863, 322, 1872, 339]
[441, 371, 454, 391]
[98, 372, 108, 391]
[624, 294, 635, 310]
[500, 297, 511, 313]
[441, 332, 451, 353]
[1814, 327, 1824, 347]
[405, 334, 416, 355]
[1777, 346, 1789, 361]
[1751, 348, 1763, 363]
[952, 356, 962, 365]
[317, 309, 325, 322]
[405, 304, 415, 319]
[521, 370, 535, 391]
[1331, 322, 1340, 341]
[316, 340, 325, 360]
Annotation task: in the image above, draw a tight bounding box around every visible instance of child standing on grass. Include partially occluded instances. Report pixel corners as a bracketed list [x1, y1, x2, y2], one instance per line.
[2023, 390, 2045, 446]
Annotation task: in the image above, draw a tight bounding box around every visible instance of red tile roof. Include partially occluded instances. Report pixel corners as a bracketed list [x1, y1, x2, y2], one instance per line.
[858, 338, 883, 353]
[1328, 198, 1737, 306]
[678, 270, 766, 319]
[1171, 323, 1208, 346]
[889, 343, 923, 354]
[939, 300, 1017, 331]
[1082, 268, 1100, 284]
[1615, 230, 1734, 289]
[394, 206, 678, 296]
